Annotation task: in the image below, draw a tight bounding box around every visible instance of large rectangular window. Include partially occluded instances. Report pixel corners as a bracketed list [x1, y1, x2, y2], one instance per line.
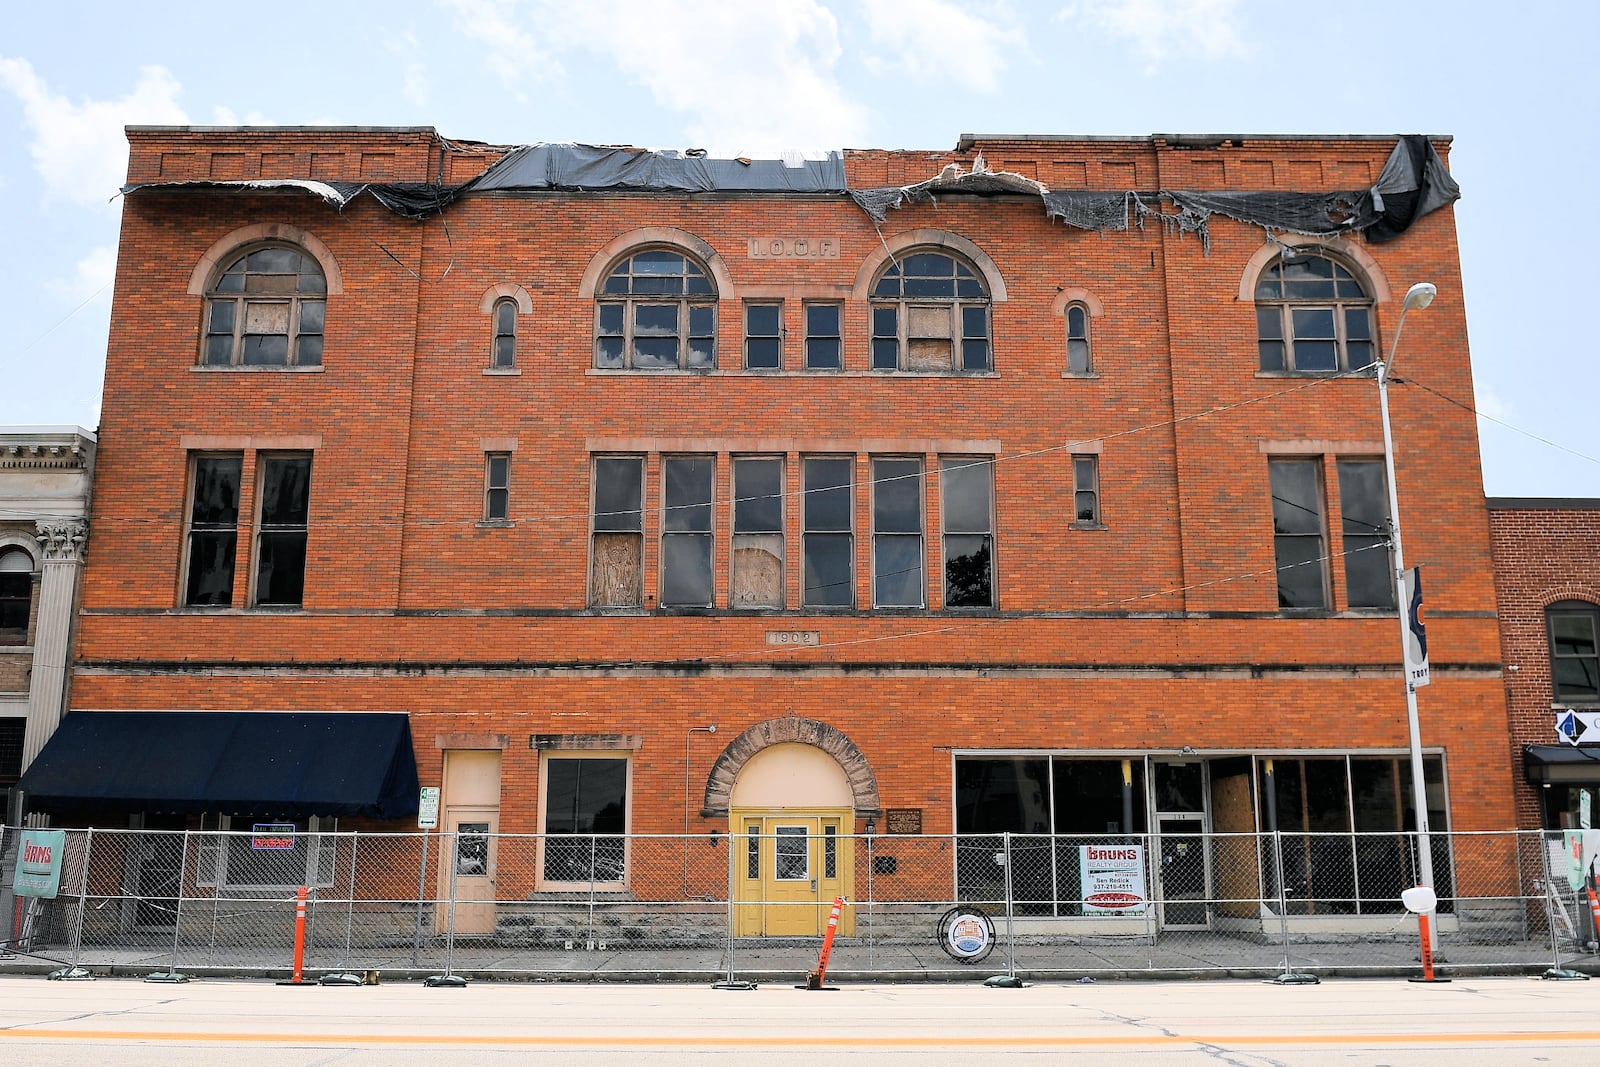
[1269, 459, 1327, 609]
[1337, 459, 1393, 609]
[184, 454, 242, 607]
[942, 457, 993, 608]
[872, 457, 924, 607]
[542, 756, 629, 885]
[803, 457, 854, 608]
[660, 456, 714, 607]
[590, 456, 644, 607]
[254, 454, 312, 607]
[732, 457, 784, 608]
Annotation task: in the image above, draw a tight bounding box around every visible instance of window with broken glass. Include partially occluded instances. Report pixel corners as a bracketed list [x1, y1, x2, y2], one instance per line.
[870, 252, 991, 372]
[1072, 455, 1101, 528]
[1255, 252, 1374, 374]
[872, 457, 924, 608]
[732, 457, 784, 608]
[594, 250, 717, 370]
[254, 454, 313, 607]
[942, 457, 994, 608]
[183, 453, 243, 607]
[803, 457, 854, 608]
[589, 456, 644, 607]
[660, 456, 715, 607]
[202, 245, 325, 367]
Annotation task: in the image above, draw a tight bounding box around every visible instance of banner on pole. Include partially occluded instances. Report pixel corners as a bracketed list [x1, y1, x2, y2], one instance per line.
[1402, 567, 1430, 688]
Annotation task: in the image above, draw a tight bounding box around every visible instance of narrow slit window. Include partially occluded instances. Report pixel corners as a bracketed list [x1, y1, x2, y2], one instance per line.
[491, 298, 518, 369]
[1072, 455, 1101, 527]
[485, 453, 511, 522]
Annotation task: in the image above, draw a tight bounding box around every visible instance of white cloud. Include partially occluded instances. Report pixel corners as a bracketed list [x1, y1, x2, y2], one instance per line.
[387, 31, 432, 108]
[861, 0, 1025, 93]
[49, 244, 119, 301]
[0, 58, 189, 205]
[443, 0, 867, 152]
[1057, 0, 1247, 70]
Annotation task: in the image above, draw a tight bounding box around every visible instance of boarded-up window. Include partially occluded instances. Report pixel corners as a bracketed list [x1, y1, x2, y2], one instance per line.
[870, 251, 990, 372]
[732, 457, 784, 608]
[590, 457, 643, 607]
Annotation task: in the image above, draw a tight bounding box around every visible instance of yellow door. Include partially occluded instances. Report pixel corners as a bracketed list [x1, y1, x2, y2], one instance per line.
[732, 809, 854, 937]
[439, 807, 498, 935]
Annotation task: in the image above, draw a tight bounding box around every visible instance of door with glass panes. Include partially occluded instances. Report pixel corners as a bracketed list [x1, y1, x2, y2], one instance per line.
[732, 810, 853, 936]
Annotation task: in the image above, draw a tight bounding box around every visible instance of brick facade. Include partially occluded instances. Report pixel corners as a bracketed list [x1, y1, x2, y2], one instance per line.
[1487, 499, 1600, 828]
[60, 127, 1515, 916]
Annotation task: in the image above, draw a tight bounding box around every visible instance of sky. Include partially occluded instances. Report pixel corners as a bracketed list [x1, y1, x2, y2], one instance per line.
[2, 0, 1596, 497]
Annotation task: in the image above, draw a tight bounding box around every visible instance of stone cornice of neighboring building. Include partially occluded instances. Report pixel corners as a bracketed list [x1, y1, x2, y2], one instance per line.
[0, 428, 96, 471]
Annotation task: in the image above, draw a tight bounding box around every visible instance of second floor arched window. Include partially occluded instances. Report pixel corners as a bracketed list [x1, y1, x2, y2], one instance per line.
[0, 549, 33, 644]
[202, 245, 326, 367]
[1254, 251, 1373, 374]
[594, 249, 717, 370]
[870, 251, 991, 373]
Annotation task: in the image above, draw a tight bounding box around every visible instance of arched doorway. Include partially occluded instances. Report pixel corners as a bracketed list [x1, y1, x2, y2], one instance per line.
[730, 742, 855, 936]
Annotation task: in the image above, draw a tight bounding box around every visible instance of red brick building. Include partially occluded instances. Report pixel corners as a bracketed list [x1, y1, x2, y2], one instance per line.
[1487, 498, 1600, 830]
[22, 127, 1512, 935]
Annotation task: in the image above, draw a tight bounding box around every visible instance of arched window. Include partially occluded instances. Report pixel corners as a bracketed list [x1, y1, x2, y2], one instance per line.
[491, 297, 518, 369]
[1254, 251, 1373, 373]
[871, 251, 991, 372]
[1547, 600, 1600, 704]
[1066, 303, 1092, 375]
[0, 549, 34, 644]
[202, 245, 326, 367]
[594, 249, 717, 370]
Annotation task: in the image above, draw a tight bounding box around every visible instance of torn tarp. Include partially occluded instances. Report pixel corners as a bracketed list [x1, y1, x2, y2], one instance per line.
[470, 142, 848, 194]
[121, 178, 466, 220]
[1365, 134, 1462, 243]
[849, 162, 1049, 223]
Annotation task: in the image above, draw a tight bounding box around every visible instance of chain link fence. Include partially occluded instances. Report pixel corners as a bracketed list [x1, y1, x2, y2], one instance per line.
[2, 826, 1594, 980]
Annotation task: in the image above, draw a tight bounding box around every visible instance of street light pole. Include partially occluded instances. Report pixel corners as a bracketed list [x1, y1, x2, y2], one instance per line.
[1376, 280, 1438, 892]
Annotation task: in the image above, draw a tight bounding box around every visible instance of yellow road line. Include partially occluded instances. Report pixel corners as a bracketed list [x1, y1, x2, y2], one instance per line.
[3, 1030, 1599, 1047]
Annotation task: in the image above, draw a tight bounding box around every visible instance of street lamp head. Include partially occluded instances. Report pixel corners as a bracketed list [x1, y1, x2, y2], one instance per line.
[1402, 282, 1437, 311]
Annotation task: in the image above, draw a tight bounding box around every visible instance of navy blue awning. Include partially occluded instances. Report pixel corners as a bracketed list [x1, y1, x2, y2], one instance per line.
[18, 712, 420, 819]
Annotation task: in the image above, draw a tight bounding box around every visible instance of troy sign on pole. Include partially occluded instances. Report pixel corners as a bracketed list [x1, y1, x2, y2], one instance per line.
[1401, 567, 1430, 688]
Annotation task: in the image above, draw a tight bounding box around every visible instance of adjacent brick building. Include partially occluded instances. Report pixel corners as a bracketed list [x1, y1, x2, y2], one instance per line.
[23, 126, 1513, 937]
[1487, 498, 1600, 830]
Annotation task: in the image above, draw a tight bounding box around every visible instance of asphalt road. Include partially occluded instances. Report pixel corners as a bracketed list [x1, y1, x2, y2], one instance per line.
[0, 973, 1596, 1066]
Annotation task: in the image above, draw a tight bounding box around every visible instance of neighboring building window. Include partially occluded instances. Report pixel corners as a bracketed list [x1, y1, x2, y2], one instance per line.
[183, 454, 243, 607]
[744, 303, 781, 370]
[541, 754, 629, 885]
[198, 814, 336, 888]
[202, 245, 326, 367]
[805, 303, 842, 370]
[1336, 459, 1394, 610]
[1066, 304, 1092, 375]
[732, 457, 784, 608]
[484, 453, 511, 522]
[870, 251, 991, 372]
[594, 249, 717, 370]
[254, 454, 313, 607]
[872, 457, 924, 607]
[0, 550, 34, 644]
[491, 298, 518, 369]
[1072, 455, 1101, 527]
[1548, 601, 1600, 704]
[590, 456, 644, 607]
[942, 458, 993, 608]
[1255, 251, 1374, 373]
[661, 456, 715, 607]
[803, 457, 854, 608]
[1269, 459, 1327, 609]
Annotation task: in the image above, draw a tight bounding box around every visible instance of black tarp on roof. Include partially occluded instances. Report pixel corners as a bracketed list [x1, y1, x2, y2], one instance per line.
[469, 142, 848, 194]
[18, 711, 420, 819]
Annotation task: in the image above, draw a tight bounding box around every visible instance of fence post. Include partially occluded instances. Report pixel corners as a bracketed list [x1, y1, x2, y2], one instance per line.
[865, 827, 875, 968]
[68, 828, 92, 972]
[341, 832, 358, 970]
[422, 829, 466, 986]
[145, 831, 190, 983]
[997, 832, 1017, 980]
[412, 829, 430, 967]
[587, 835, 598, 949]
[1271, 829, 1317, 984]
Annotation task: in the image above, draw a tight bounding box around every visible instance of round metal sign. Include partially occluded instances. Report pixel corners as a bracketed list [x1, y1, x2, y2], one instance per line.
[937, 906, 996, 963]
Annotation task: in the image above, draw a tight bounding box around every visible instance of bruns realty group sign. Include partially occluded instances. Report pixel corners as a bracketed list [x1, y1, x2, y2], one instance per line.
[1079, 843, 1148, 914]
[12, 829, 66, 899]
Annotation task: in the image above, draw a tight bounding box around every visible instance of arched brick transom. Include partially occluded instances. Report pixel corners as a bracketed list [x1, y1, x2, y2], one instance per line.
[701, 717, 881, 816]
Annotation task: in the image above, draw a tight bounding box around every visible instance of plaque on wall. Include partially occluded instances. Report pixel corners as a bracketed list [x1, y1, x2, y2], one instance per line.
[885, 808, 922, 834]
